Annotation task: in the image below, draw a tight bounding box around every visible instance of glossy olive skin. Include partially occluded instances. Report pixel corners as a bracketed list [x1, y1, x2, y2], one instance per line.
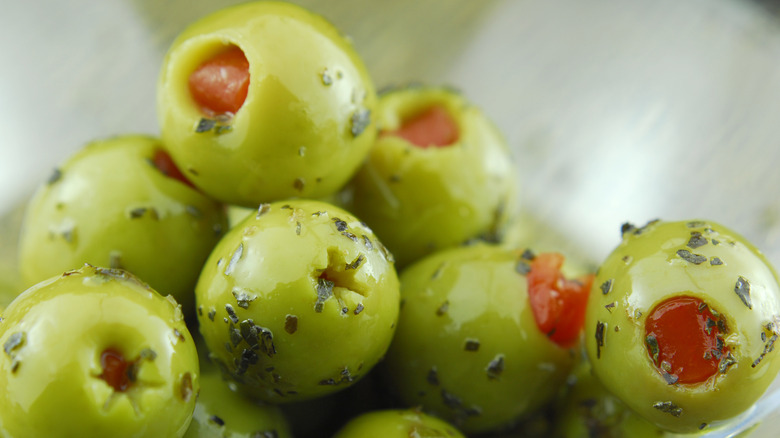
[18, 135, 227, 312]
[184, 362, 291, 438]
[553, 357, 668, 438]
[383, 243, 574, 434]
[0, 265, 199, 438]
[195, 199, 400, 403]
[332, 409, 465, 438]
[341, 86, 518, 268]
[157, 1, 377, 206]
[584, 220, 780, 433]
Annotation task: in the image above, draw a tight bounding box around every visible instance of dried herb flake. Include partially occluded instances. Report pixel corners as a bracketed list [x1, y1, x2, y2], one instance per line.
[196, 118, 217, 133]
[427, 367, 440, 385]
[687, 233, 708, 249]
[314, 278, 334, 312]
[464, 339, 480, 352]
[600, 279, 614, 295]
[595, 321, 606, 359]
[4, 332, 25, 356]
[350, 108, 371, 137]
[47, 168, 62, 184]
[256, 204, 271, 218]
[734, 276, 752, 309]
[486, 354, 504, 379]
[345, 254, 364, 270]
[646, 334, 659, 363]
[653, 401, 682, 417]
[677, 249, 707, 265]
[285, 315, 298, 334]
[436, 301, 450, 316]
[225, 304, 239, 324]
[232, 288, 257, 309]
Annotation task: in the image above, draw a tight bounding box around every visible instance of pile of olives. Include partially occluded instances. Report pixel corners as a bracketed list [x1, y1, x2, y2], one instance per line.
[2, 2, 780, 437]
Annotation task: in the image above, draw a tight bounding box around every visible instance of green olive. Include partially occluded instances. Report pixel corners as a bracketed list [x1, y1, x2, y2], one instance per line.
[17, 135, 228, 313]
[332, 409, 466, 438]
[195, 199, 400, 403]
[157, 1, 377, 206]
[341, 85, 518, 268]
[553, 356, 669, 438]
[383, 243, 574, 434]
[0, 265, 199, 438]
[584, 219, 780, 433]
[183, 359, 291, 438]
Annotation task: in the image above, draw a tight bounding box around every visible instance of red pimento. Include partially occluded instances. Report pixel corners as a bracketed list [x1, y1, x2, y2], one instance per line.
[152, 149, 195, 189]
[645, 296, 728, 384]
[384, 105, 458, 148]
[526, 252, 594, 347]
[188, 46, 250, 117]
[99, 348, 132, 392]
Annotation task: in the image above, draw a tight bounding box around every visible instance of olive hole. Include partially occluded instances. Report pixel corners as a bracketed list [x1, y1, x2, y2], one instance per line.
[385, 104, 459, 148]
[318, 248, 369, 298]
[188, 45, 250, 118]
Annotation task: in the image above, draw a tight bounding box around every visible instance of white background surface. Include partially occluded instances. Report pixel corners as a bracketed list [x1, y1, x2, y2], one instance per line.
[2, 0, 780, 435]
[2, 0, 780, 264]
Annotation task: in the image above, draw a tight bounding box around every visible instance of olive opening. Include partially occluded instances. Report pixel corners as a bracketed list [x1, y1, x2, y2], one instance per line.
[152, 148, 195, 189]
[383, 105, 459, 148]
[188, 45, 250, 117]
[644, 296, 730, 384]
[99, 348, 134, 392]
[313, 248, 369, 313]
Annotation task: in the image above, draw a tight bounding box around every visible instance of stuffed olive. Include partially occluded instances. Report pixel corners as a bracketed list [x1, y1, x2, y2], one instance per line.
[0, 265, 199, 438]
[195, 199, 400, 403]
[383, 243, 590, 434]
[17, 135, 227, 312]
[584, 219, 780, 433]
[341, 85, 518, 268]
[332, 409, 465, 438]
[157, 1, 377, 206]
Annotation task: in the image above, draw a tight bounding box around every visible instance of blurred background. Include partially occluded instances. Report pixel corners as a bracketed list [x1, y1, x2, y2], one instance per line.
[1, 0, 780, 433]
[2, 0, 780, 261]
